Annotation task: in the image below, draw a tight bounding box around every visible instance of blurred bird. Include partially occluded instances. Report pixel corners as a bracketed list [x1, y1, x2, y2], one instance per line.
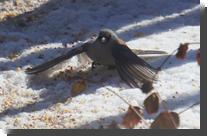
[26, 29, 168, 89]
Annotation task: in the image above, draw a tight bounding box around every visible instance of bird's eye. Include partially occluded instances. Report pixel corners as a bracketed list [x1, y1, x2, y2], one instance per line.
[101, 37, 107, 43]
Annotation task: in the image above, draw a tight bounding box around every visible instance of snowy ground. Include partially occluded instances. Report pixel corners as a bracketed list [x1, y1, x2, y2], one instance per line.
[201, 0, 207, 7]
[0, 0, 200, 129]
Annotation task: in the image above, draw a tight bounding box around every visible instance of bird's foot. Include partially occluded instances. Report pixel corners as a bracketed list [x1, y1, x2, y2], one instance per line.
[91, 62, 101, 70]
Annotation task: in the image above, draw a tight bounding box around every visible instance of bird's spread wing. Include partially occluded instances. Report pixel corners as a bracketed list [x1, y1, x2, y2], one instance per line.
[112, 44, 158, 88]
[25, 43, 88, 74]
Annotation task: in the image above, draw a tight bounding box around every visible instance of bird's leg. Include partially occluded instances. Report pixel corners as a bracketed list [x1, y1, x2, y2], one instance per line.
[91, 62, 101, 70]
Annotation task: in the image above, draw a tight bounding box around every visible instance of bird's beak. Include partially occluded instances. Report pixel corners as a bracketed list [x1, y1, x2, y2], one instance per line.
[132, 49, 170, 62]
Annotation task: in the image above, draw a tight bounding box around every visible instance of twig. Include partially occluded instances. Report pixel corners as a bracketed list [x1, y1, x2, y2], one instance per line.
[187, 42, 200, 45]
[178, 101, 200, 115]
[157, 42, 200, 72]
[106, 88, 149, 126]
[107, 88, 131, 106]
[157, 48, 178, 72]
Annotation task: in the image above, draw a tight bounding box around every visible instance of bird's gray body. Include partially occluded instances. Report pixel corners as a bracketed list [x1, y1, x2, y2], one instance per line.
[85, 29, 118, 65]
[86, 43, 115, 65]
[86, 39, 115, 66]
[26, 29, 167, 91]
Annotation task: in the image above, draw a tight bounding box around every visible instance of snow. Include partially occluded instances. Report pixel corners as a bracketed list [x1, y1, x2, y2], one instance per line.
[0, 0, 200, 129]
[201, 0, 207, 7]
[0, 129, 6, 136]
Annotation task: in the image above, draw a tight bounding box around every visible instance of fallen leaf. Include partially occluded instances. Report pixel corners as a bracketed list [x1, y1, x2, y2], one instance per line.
[141, 81, 154, 93]
[122, 106, 143, 128]
[196, 48, 200, 65]
[150, 112, 180, 129]
[144, 92, 159, 114]
[176, 43, 189, 59]
[71, 80, 87, 96]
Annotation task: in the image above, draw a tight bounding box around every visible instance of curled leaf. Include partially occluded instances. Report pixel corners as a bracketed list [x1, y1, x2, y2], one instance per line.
[144, 92, 159, 114]
[176, 43, 189, 59]
[71, 80, 87, 96]
[150, 112, 180, 129]
[122, 106, 143, 128]
[196, 48, 200, 65]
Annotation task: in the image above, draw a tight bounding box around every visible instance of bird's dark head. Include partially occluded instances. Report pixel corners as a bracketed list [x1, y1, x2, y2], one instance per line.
[97, 29, 119, 44]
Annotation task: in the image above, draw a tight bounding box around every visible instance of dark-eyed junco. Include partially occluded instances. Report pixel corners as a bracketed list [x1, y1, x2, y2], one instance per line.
[26, 29, 164, 89]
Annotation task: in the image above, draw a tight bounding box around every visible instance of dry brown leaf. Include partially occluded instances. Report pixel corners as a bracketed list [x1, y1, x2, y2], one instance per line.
[71, 80, 87, 96]
[141, 81, 154, 93]
[144, 92, 159, 114]
[176, 43, 189, 59]
[150, 112, 180, 129]
[122, 106, 143, 128]
[196, 48, 200, 66]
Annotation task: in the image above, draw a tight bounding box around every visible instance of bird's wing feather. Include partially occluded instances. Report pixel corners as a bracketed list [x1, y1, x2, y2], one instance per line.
[112, 43, 158, 88]
[26, 43, 88, 74]
[132, 49, 168, 55]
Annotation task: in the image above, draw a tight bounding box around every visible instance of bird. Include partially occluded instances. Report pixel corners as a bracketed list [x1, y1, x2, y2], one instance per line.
[26, 29, 165, 91]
